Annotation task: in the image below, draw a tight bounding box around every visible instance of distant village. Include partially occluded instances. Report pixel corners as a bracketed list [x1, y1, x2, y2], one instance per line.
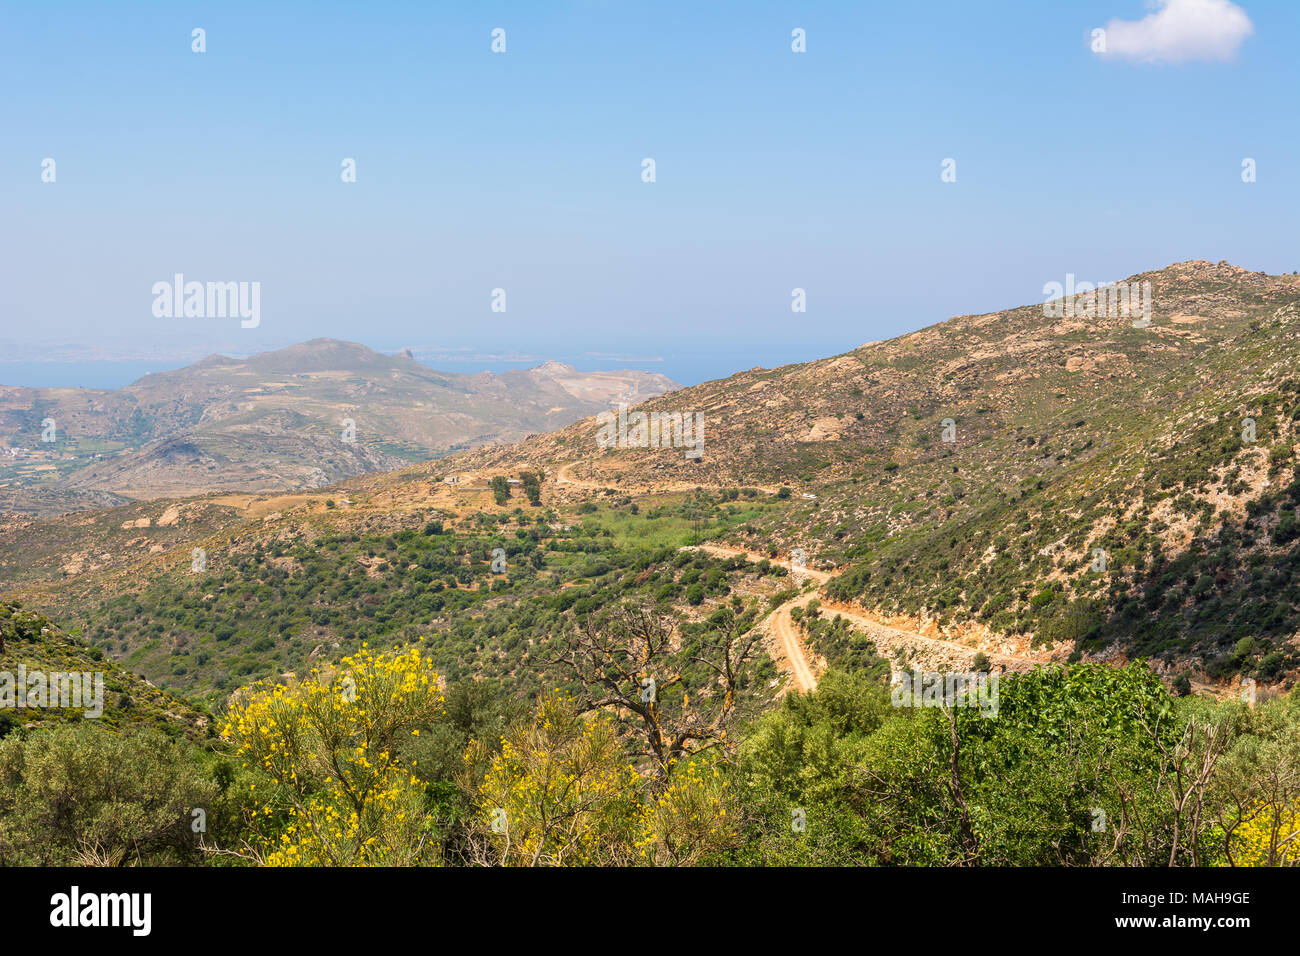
[0, 442, 101, 463]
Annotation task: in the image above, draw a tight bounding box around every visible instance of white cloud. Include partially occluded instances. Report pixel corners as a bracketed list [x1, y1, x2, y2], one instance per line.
[1097, 0, 1254, 64]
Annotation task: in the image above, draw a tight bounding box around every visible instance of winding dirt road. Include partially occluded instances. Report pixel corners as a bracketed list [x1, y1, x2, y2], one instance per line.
[683, 544, 830, 693]
[685, 543, 832, 584]
[821, 602, 1046, 674]
[560, 463, 1049, 694]
[555, 462, 783, 496]
[770, 591, 822, 692]
[684, 543, 1048, 693]
[555, 461, 613, 491]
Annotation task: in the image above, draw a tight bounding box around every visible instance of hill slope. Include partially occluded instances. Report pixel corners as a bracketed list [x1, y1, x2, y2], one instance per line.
[5, 260, 1300, 696]
[449, 260, 1300, 680]
[0, 601, 208, 738]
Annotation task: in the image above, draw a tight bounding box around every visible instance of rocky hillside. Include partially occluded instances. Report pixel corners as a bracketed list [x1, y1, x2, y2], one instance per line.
[0, 339, 677, 511]
[449, 261, 1300, 680]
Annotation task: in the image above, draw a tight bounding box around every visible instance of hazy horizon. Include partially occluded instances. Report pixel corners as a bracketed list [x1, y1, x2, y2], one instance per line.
[3, 252, 1292, 390]
[0, 338, 849, 390]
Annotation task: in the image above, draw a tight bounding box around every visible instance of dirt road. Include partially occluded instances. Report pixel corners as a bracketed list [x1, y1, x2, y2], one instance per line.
[555, 461, 783, 496]
[821, 602, 1046, 674]
[770, 591, 821, 692]
[684, 543, 833, 584]
[555, 461, 611, 491]
[682, 544, 829, 693]
[683, 544, 1048, 694]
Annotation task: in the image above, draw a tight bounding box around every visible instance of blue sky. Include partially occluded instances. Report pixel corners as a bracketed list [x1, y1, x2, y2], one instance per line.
[2, 0, 1297, 383]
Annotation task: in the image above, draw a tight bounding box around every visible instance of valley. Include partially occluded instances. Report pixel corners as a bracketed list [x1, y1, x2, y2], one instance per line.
[3, 261, 1299, 870]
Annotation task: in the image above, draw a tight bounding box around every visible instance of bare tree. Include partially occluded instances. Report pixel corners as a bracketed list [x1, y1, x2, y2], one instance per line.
[1129, 710, 1229, 866]
[546, 604, 763, 784]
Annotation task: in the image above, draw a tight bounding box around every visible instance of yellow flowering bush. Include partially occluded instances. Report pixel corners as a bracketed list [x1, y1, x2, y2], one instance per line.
[220, 643, 444, 866]
[1228, 802, 1300, 866]
[635, 752, 740, 866]
[473, 693, 639, 866]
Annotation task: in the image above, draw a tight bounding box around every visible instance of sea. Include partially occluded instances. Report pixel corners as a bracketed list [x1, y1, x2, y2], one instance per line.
[0, 342, 853, 391]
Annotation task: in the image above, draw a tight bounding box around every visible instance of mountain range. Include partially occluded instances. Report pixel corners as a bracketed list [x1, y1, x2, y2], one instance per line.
[4, 260, 1299, 696]
[0, 339, 677, 514]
